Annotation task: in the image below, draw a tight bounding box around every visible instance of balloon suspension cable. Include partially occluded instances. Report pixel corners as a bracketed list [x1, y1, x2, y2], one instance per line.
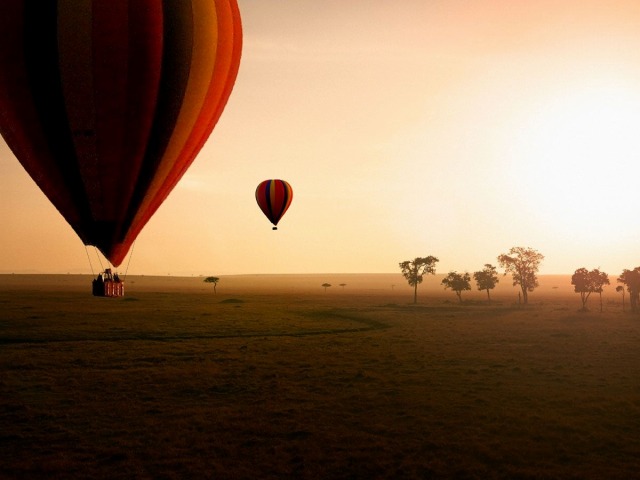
[94, 246, 105, 273]
[123, 241, 135, 281]
[84, 245, 95, 277]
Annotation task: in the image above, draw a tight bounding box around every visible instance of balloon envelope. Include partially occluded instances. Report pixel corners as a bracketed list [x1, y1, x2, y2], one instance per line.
[0, 0, 242, 266]
[255, 180, 293, 229]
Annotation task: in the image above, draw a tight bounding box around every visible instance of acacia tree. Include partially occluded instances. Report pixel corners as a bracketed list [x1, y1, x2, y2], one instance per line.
[571, 268, 610, 311]
[203, 276, 220, 294]
[322, 283, 332, 293]
[617, 267, 640, 313]
[497, 247, 544, 305]
[399, 256, 439, 304]
[441, 271, 471, 303]
[473, 264, 499, 301]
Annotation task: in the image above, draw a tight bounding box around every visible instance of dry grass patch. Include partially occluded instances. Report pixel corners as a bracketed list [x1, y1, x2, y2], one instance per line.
[0, 278, 639, 479]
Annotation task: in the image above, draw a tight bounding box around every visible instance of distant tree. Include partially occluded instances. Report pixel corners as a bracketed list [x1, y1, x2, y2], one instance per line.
[572, 268, 594, 310]
[497, 247, 544, 305]
[616, 285, 626, 313]
[617, 268, 640, 313]
[571, 268, 609, 311]
[473, 264, 499, 301]
[441, 271, 471, 303]
[594, 269, 610, 312]
[203, 276, 220, 294]
[399, 256, 439, 304]
[339, 283, 347, 290]
[322, 283, 332, 293]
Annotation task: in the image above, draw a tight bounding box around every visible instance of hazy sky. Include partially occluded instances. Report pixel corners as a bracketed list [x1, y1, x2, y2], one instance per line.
[2, 0, 640, 276]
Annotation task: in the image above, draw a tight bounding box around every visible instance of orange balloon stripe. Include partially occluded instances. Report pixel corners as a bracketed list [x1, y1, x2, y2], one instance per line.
[157, 0, 241, 195]
[125, 0, 242, 250]
[170, 0, 243, 181]
[127, 0, 221, 233]
[274, 181, 294, 221]
[108, 0, 197, 264]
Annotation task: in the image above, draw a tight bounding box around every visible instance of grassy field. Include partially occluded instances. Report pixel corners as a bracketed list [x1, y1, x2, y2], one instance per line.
[1, 274, 639, 479]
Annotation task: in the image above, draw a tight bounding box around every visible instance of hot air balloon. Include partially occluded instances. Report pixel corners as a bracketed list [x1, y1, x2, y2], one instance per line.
[255, 180, 293, 230]
[0, 1, 242, 267]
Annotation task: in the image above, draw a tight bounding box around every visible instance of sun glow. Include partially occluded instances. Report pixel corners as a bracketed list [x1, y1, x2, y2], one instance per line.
[509, 81, 640, 241]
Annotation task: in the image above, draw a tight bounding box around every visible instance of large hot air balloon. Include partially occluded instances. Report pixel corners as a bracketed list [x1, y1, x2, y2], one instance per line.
[0, 1, 242, 267]
[255, 180, 293, 230]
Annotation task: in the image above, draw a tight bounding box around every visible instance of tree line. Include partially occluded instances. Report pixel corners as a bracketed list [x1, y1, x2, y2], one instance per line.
[399, 246, 640, 313]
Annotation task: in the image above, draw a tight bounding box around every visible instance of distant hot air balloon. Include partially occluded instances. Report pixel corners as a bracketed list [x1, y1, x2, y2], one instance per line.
[0, 1, 242, 267]
[255, 180, 293, 230]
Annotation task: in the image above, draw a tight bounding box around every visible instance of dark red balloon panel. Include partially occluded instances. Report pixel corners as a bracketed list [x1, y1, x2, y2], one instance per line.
[0, 1, 242, 266]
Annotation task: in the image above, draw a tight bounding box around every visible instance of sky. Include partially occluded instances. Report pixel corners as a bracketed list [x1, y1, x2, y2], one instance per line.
[1, 0, 640, 276]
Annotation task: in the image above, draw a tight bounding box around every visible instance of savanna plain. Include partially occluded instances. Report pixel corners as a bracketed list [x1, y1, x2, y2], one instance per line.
[1, 274, 639, 479]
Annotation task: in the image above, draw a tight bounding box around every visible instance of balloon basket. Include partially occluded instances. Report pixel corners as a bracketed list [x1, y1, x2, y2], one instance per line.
[92, 269, 124, 297]
[92, 280, 125, 297]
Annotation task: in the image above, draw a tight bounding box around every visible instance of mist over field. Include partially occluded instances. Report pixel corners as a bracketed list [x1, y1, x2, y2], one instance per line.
[1, 274, 638, 479]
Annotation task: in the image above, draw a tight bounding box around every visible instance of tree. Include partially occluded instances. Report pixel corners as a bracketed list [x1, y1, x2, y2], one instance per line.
[617, 268, 640, 314]
[497, 247, 544, 305]
[616, 285, 626, 313]
[399, 256, 439, 304]
[322, 283, 332, 293]
[441, 271, 471, 303]
[595, 270, 610, 312]
[571, 268, 591, 309]
[473, 264, 499, 301]
[339, 283, 347, 290]
[203, 276, 219, 294]
[571, 268, 609, 311]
